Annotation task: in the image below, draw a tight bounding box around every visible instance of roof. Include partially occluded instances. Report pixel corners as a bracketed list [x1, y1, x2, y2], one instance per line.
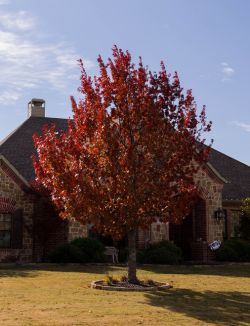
[0, 154, 30, 190]
[0, 117, 68, 182]
[0, 116, 250, 201]
[208, 148, 250, 201]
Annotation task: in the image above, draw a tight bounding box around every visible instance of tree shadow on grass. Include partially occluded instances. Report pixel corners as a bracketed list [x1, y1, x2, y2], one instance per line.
[144, 288, 250, 326]
[0, 267, 37, 278]
[0, 263, 121, 276]
[32, 263, 121, 274]
[1, 263, 250, 278]
[139, 264, 250, 278]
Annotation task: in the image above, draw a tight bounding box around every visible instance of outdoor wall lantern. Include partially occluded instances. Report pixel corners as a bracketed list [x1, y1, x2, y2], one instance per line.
[214, 208, 226, 220]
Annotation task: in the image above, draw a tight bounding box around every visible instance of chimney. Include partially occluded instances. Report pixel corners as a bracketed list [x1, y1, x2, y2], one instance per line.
[28, 98, 45, 118]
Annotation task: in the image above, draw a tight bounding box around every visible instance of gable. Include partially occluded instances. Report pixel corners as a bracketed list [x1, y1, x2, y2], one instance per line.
[0, 155, 30, 193]
[209, 148, 250, 201]
[0, 117, 68, 182]
[195, 163, 224, 201]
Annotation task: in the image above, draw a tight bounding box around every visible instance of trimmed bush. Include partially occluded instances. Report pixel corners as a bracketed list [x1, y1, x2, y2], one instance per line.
[216, 239, 250, 262]
[70, 237, 106, 262]
[239, 214, 250, 241]
[118, 248, 128, 263]
[215, 245, 238, 262]
[138, 241, 182, 264]
[48, 243, 88, 263]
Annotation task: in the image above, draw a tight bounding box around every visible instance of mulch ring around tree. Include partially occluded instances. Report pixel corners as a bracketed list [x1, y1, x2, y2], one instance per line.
[91, 280, 173, 292]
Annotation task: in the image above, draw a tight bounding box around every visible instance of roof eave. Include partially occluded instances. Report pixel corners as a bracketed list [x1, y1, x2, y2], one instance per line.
[0, 154, 31, 189]
[206, 161, 228, 184]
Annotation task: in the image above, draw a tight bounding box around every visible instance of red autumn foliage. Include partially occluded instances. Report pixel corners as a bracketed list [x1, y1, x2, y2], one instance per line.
[33, 46, 212, 281]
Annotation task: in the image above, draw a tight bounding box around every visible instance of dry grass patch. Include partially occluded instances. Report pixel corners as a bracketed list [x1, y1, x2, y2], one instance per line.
[0, 264, 249, 326]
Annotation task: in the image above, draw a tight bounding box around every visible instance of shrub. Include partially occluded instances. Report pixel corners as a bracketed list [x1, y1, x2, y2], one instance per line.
[239, 214, 250, 241]
[104, 274, 117, 285]
[138, 241, 182, 264]
[48, 243, 88, 263]
[70, 237, 106, 262]
[145, 279, 155, 286]
[216, 239, 250, 262]
[118, 248, 128, 263]
[120, 274, 127, 282]
[215, 245, 238, 262]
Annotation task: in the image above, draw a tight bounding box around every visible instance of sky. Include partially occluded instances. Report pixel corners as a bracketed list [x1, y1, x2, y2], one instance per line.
[0, 0, 250, 165]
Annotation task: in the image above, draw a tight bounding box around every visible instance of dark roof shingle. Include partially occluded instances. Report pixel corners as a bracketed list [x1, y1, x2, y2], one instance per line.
[0, 117, 67, 181]
[208, 148, 250, 201]
[0, 116, 249, 201]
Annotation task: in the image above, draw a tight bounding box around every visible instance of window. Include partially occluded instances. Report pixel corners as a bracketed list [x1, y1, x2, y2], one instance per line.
[0, 214, 11, 248]
[230, 210, 241, 238]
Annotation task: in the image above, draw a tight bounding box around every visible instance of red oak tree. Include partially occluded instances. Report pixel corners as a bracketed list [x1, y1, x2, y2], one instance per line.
[33, 46, 212, 282]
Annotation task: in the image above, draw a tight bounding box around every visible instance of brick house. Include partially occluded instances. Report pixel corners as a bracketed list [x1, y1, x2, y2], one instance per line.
[0, 99, 249, 263]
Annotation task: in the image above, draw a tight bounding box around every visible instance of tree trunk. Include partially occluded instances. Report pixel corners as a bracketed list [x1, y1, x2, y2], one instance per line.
[127, 228, 137, 283]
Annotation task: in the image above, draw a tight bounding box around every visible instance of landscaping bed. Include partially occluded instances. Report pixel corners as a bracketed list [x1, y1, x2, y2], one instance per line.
[91, 279, 172, 291]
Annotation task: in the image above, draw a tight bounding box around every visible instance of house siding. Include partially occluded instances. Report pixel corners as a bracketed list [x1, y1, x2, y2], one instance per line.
[67, 219, 88, 241]
[0, 163, 34, 263]
[194, 167, 224, 243]
[137, 166, 225, 262]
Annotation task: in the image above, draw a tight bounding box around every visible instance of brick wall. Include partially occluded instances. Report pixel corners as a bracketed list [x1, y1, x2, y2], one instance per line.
[137, 227, 151, 249]
[221, 202, 242, 240]
[190, 241, 215, 262]
[32, 197, 88, 262]
[32, 200, 69, 262]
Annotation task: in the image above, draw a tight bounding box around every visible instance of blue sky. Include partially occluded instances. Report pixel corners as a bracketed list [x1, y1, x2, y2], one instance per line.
[0, 0, 249, 164]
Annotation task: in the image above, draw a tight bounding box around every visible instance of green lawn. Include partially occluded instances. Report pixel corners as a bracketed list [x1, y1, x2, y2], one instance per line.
[0, 264, 249, 326]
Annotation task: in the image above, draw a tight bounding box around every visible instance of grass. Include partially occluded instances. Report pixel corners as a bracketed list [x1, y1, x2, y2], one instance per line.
[0, 264, 249, 326]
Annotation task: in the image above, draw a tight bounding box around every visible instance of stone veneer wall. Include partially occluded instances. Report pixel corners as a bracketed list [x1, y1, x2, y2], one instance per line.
[136, 166, 225, 261]
[67, 219, 88, 242]
[0, 163, 34, 263]
[0, 158, 226, 262]
[194, 167, 224, 243]
[137, 223, 169, 249]
[150, 221, 169, 243]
